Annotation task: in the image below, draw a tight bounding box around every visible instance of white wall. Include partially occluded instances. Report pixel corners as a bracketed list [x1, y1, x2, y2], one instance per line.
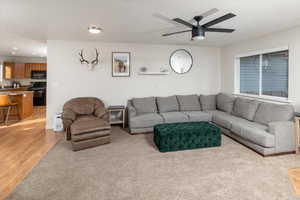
[46, 40, 221, 128]
[221, 26, 300, 111]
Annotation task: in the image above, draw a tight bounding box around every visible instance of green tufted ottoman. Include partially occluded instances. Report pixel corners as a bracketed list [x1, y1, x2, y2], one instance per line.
[153, 122, 221, 152]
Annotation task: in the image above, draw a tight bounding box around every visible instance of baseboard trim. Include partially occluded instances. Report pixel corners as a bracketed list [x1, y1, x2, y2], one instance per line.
[129, 131, 153, 135]
[263, 151, 296, 157]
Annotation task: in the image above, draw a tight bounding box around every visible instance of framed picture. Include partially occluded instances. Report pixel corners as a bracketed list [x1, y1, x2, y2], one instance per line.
[112, 52, 131, 77]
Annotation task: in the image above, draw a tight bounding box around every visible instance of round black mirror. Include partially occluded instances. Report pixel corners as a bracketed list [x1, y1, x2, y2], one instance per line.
[169, 49, 193, 74]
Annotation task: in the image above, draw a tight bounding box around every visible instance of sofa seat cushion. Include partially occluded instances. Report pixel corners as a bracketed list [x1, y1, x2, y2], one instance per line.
[216, 93, 235, 113]
[230, 119, 268, 134]
[254, 102, 294, 125]
[232, 97, 260, 121]
[206, 110, 237, 129]
[159, 112, 189, 123]
[177, 95, 201, 111]
[207, 110, 273, 147]
[231, 122, 274, 148]
[183, 111, 212, 122]
[71, 117, 111, 135]
[200, 95, 216, 111]
[157, 95, 179, 113]
[130, 113, 164, 128]
[132, 97, 157, 115]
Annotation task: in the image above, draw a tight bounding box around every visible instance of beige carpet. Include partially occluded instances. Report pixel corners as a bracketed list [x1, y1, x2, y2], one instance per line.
[7, 127, 300, 200]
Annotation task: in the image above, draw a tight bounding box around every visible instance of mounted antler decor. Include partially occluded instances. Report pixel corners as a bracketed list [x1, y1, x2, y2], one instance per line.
[79, 48, 99, 71]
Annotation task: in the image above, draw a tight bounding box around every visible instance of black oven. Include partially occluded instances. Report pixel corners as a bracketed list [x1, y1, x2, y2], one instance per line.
[29, 82, 47, 106]
[31, 70, 47, 79]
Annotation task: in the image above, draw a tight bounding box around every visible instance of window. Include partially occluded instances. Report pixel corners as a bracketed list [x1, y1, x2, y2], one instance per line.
[240, 55, 260, 95]
[236, 48, 289, 99]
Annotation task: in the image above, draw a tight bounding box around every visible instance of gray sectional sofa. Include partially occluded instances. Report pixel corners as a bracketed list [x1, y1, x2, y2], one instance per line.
[127, 93, 296, 156]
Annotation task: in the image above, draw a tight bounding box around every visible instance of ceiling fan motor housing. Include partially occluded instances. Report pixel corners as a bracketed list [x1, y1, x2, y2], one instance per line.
[192, 26, 205, 38]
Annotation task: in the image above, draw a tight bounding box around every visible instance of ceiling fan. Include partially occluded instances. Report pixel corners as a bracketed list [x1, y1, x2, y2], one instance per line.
[162, 12, 236, 40]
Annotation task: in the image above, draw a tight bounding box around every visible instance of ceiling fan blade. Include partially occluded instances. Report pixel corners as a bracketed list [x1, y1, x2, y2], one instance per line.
[162, 30, 191, 36]
[188, 8, 219, 23]
[203, 13, 236, 27]
[152, 13, 184, 27]
[173, 18, 194, 28]
[201, 8, 219, 18]
[205, 28, 235, 33]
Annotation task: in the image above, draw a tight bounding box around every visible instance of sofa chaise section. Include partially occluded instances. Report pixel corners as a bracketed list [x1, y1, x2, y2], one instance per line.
[209, 94, 295, 155]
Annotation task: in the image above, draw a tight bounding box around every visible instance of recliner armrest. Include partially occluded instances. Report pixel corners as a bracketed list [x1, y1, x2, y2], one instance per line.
[62, 108, 76, 132]
[62, 108, 76, 121]
[94, 107, 107, 117]
[268, 121, 295, 153]
[93, 105, 110, 122]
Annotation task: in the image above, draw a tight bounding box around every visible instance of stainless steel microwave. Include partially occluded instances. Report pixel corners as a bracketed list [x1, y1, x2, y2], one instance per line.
[31, 70, 47, 79]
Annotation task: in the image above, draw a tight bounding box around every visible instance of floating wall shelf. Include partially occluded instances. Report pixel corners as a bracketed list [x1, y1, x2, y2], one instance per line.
[138, 72, 169, 75]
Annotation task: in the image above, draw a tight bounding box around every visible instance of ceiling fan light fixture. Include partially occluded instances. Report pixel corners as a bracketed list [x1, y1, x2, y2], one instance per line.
[88, 26, 102, 34]
[192, 35, 205, 40]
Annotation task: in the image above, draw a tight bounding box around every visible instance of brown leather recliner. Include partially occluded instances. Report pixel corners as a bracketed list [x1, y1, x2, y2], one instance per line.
[62, 97, 111, 151]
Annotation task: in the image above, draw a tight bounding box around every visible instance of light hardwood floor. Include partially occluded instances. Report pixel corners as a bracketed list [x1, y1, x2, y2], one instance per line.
[289, 168, 300, 195]
[0, 106, 62, 200]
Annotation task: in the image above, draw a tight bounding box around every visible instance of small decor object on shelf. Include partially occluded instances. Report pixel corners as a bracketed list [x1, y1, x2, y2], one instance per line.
[112, 52, 131, 77]
[140, 67, 147, 72]
[160, 68, 168, 73]
[138, 67, 169, 75]
[108, 105, 125, 128]
[78, 49, 99, 71]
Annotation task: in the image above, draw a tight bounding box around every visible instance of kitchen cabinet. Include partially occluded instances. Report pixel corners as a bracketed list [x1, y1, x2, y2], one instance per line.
[3, 62, 15, 79]
[25, 63, 31, 78]
[25, 63, 47, 78]
[14, 63, 26, 79]
[2, 62, 47, 79]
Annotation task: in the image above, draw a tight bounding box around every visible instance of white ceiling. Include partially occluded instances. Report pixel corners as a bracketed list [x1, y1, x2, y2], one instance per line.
[1, 0, 300, 56]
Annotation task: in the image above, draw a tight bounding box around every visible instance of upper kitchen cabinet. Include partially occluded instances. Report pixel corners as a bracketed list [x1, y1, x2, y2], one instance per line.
[2, 62, 47, 79]
[25, 63, 47, 78]
[14, 63, 26, 79]
[3, 62, 15, 79]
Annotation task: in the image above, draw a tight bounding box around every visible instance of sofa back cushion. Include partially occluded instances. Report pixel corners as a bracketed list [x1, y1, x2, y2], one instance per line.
[232, 97, 260, 121]
[176, 95, 201, 111]
[200, 95, 216, 111]
[156, 96, 179, 113]
[254, 102, 294, 125]
[132, 97, 157, 115]
[216, 93, 235, 113]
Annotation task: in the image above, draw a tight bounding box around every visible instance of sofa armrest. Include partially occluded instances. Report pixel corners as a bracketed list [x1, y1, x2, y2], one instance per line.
[268, 121, 295, 153]
[127, 102, 137, 127]
[127, 105, 137, 119]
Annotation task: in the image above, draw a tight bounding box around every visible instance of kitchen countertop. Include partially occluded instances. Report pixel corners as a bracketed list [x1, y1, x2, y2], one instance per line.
[0, 91, 34, 95]
[0, 86, 32, 91]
